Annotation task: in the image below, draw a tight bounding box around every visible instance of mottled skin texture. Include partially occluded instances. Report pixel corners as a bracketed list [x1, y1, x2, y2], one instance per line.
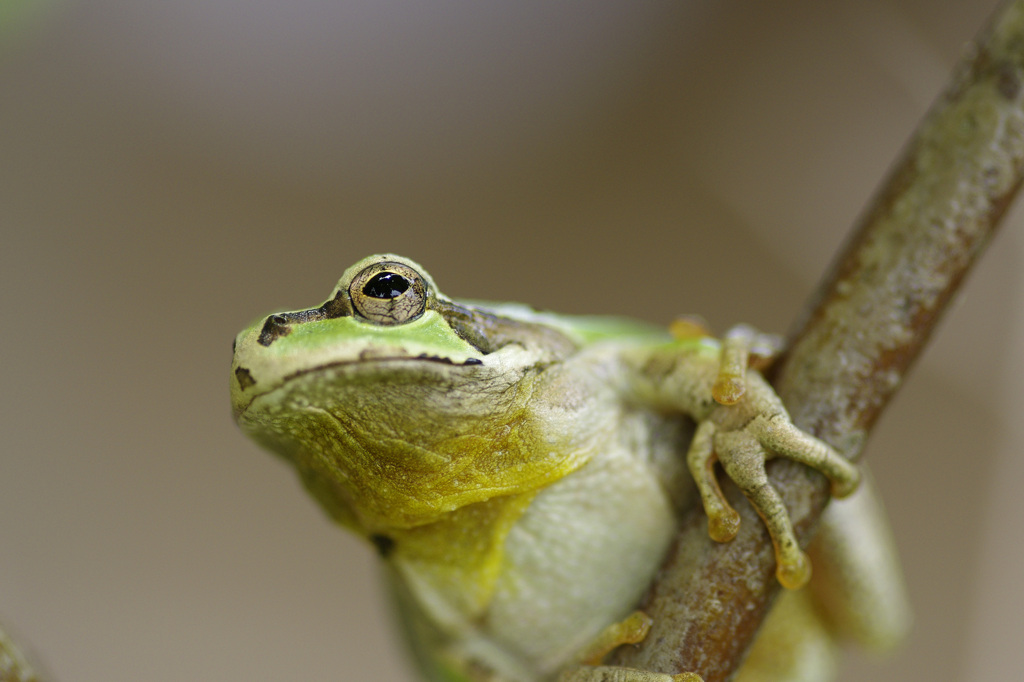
[231, 255, 908, 682]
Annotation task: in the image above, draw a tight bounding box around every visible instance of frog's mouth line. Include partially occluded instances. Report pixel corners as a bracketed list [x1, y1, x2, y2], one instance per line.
[282, 351, 486, 384]
[232, 351, 492, 418]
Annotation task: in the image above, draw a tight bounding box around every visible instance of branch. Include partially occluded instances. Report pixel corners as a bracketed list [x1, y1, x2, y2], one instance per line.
[0, 625, 44, 682]
[611, 2, 1024, 680]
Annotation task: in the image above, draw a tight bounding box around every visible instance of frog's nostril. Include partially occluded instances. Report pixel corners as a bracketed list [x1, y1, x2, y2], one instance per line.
[234, 366, 256, 390]
[258, 314, 293, 346]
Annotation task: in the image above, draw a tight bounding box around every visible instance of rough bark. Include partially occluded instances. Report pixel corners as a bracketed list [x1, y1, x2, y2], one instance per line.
[611, 2, 1024, 679]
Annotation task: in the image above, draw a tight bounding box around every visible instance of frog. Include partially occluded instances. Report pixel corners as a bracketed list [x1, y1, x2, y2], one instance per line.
[230, 254, 910, 682]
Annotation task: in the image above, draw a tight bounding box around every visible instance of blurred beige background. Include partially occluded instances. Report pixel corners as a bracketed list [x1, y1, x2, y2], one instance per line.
[1, 1, 1022, 680]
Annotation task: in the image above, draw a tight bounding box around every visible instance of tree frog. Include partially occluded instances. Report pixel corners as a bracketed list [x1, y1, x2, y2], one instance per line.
[230, 254, 909, 682]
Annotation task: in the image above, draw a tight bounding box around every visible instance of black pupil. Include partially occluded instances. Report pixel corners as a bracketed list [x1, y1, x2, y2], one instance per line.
[363, 272, 411, 299]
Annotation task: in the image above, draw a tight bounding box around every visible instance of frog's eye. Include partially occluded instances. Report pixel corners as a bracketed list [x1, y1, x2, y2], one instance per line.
[350, 261, 428, 325]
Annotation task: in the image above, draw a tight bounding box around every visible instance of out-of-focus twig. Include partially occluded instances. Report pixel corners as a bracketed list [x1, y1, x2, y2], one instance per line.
[611, 2, 1024, 680]
[0, 626, 44, 682]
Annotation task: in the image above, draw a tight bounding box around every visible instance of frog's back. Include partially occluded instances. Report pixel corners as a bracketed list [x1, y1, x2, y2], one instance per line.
[456, 299, 671, 348]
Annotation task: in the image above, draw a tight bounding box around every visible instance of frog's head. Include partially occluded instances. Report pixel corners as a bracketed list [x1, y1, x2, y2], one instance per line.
[230, 254, 578, 418]
[231, 254, 584, 532]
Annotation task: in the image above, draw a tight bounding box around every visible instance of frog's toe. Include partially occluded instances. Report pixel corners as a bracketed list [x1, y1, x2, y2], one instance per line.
[762, 494, 812, 590]
[669, 316, 712, 340]
[707, 506, 741, 543]
[749, 414, 861, 500]
[829, 466, 861, 499]
[687, 421, 743, 542]
[712, 326, 755, 406]
[579, 611, 653, 665]
[563, 612, 707, 682]
[712, 375, 745, 406]
[712, 325, 785, 404]
[776, 548, 812, 590]
[722, 463, 811, 590]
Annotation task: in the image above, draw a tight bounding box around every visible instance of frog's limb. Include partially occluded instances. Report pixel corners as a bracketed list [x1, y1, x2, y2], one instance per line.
[696, 375, 862, 589]
[711, 426, 813, 590]
[668, 317, 748, 405]
[685, 420, 741, 543]
[668, 316, 712, 341]
[712, 327, 751, 405]
[687, 417, 814, 588]
[746, 413, 861, 499]
[808, 471, 911, 652]
[559, 612, 703, 682]
[711, 324, 783, 404]
[578, 611, 652, 665]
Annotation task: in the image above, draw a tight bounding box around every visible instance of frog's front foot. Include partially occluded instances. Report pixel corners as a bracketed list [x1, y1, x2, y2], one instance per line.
[559, 612, 703, 682]
[686, 375, 861, 590]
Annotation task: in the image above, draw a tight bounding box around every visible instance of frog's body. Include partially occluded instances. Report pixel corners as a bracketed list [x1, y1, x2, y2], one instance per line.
[231, 255, 909, 682]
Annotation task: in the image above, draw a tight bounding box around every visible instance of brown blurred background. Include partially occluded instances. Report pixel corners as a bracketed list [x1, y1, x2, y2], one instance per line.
[1, 1, 1021, 680]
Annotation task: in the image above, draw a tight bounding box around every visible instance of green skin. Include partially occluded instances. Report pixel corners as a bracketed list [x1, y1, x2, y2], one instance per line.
[231, 255, 909, 682]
